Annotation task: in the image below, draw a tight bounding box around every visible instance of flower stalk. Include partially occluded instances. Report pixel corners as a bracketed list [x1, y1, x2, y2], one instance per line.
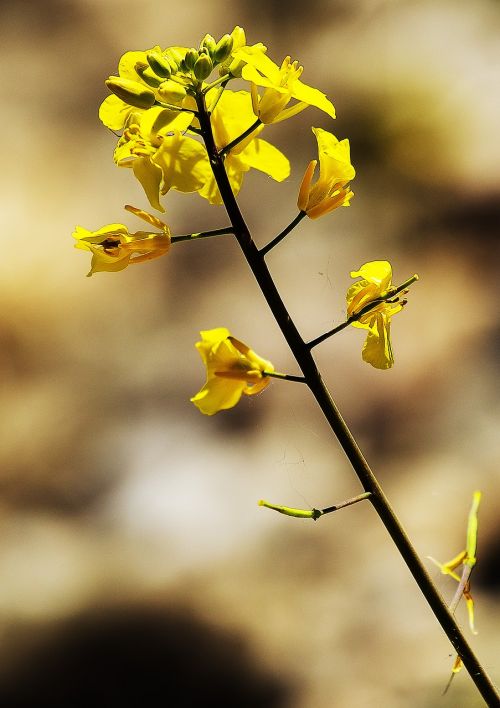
[259, 211, 307, 257]
[195, 86, 499, 707]
[259, 491, 372, 520]
[219, 118, 262, 159]
[171, 226, 233, 243]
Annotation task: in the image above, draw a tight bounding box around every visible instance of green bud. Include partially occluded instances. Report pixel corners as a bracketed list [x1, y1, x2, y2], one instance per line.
[134, 62, 163, 88]
[184, 49, 198, 71]
[157, 79, 187, 105]
[166, 47, 184, 70]
[146, 51, 172, 79]
[231, 26, 246, 48]
[193, 54, 213, 81]
[105, 76, 156, 109]
[200, 33, 216, 55]
[227, 57, 244, 78]
[213, 34, 234, 63]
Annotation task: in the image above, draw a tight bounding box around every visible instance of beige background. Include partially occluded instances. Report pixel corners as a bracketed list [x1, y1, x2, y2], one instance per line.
[0, 0, 499, 706]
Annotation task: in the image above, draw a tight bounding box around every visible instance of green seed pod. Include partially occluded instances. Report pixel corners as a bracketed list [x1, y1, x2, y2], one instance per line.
[193, 54, 213, 81]
[213, 34, 234, 63]
[146, 51, 172, 79]
[157, 79, 187, 105]
[105, 76, 156, 109]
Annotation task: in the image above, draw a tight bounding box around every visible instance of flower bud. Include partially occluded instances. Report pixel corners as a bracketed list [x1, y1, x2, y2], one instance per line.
[200, 33, 216, 55]
[213, 34, 233, 63]
[105, 76, 156, 109]
[165, 48, 184, 70]
[134, 62, 163, 88]
[157, 79, 187, 105]
[193, 54, 213, 81]
[184, 49, 198, 71]
[227, 57, 244, 78]
[231, 26, 246, 49]
[146, 51, 172, 79]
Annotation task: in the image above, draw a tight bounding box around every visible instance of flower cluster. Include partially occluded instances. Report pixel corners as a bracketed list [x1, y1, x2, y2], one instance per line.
[96, 26, 343, 214]
[74, 26, 417, 413]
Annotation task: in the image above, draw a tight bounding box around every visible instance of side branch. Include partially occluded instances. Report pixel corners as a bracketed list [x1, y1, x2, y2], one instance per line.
[220, 118, 262, 159]
[171, 227, 233, 244]
[260, 212, 307, 256]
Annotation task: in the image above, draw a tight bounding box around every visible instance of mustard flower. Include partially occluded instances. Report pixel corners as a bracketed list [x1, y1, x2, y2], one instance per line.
[297, 128, 355, 218]
[113, 109, 207, 212]
[191, 328, 274, 415]
[73, 206, 170, 276]
[347, 261, 410, 370]
[197, 90, 290, 205]
[235, 49, 336, 123]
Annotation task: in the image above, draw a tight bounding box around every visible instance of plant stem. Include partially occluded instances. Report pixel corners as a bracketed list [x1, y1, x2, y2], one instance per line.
[195, 90, 499, 706]
[171, 227, 233, 244]
[259, 212, 307, 256]
[320, 491, 372, 515]
[263, 371, 307, 384]
[219, 118, 262, 159]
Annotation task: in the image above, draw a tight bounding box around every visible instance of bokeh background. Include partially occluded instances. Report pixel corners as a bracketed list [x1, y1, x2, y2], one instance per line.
[0, 0, 499, 706]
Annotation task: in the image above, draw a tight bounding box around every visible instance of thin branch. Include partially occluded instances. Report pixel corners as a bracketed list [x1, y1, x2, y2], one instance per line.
[259, 212, 307, 257]
[171, 227, 233, 244]
[219, 118, 262, 159]
[263, 370, 307, 384]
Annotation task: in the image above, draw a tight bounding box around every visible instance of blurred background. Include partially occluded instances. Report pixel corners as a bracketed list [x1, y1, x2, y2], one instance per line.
[0, 0, 499, 705]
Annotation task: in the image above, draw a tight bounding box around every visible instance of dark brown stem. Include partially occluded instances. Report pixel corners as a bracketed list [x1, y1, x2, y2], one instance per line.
[195, 89, 499, 707]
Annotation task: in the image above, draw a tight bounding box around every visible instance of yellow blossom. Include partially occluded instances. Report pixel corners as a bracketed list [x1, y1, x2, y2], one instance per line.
[73, 205, 170, 276]
[297, 128, 355, 218]
[197, 90, 290, 205]
[347, 261, 414, 370]
[113, 109, 206, 212]
[191, 328, 274, 415]
[236, 49, 336, 122]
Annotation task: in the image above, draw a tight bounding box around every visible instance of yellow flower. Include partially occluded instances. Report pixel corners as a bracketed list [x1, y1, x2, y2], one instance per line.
[114, 109, 207, 212]
[191, 328, 274, 415]
[297, 128, 355, 218]
[236, 50, 336, 123]
[198, 90, 290, 205]
[73, 206, 170, 276]
[346, 261, 406, 370]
